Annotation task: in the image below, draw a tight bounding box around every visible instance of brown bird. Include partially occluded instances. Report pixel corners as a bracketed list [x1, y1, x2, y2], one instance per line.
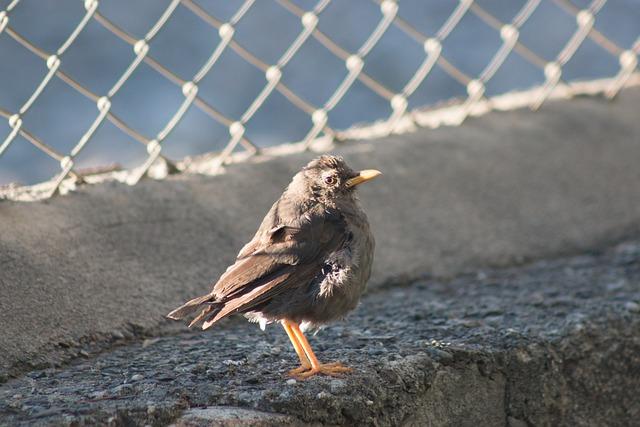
[167, 155, 380, 379]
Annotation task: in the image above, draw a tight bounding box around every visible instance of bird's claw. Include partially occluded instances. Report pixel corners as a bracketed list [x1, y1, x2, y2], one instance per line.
[288, 363, 312, 376]
[288, 362, 352, 379]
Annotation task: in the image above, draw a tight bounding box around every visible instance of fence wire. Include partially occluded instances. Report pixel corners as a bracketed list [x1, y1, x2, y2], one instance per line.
[0, 0, 638, 197]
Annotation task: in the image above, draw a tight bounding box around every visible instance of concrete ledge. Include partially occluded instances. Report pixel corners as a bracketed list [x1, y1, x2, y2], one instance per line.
[177, 407, 298, 426]
[0, 241, 638, 425]
[1, 88, 640, 381]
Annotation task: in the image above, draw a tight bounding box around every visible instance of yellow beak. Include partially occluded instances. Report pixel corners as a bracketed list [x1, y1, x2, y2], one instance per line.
[345, 169, 382, 188]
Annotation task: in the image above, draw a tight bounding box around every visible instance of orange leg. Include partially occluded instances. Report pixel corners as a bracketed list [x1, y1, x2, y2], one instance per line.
[282, 320, 311, 375]
[283, 320, 351, 379]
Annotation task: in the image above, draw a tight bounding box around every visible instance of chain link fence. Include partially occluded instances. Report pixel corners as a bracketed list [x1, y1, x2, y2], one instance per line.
[0, 0, 638, 198]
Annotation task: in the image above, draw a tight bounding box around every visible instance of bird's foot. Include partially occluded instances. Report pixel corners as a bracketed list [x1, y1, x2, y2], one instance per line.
[288, 362, 352, 379]
[288, 362, 312, 376]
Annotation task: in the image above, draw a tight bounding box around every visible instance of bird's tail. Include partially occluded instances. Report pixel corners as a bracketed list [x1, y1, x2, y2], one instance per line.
[166, 294, 222, 328]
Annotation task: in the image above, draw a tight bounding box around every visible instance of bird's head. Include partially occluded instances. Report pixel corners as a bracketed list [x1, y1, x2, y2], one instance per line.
[295, 155, 381, 204]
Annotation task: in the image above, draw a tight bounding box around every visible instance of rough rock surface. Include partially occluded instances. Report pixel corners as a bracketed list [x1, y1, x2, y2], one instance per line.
[2, 89, 640, 382]
[1, 241, 638, 426]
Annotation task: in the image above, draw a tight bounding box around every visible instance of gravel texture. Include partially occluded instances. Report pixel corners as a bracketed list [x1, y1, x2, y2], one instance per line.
[1, 241, 638, 426]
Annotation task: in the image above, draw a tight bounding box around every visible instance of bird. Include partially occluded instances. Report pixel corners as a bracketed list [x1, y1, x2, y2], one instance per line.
[167, 155, 380, 379]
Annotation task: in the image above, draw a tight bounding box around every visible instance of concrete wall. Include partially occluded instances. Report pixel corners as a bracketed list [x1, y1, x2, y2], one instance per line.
[1, 88, 639, 381]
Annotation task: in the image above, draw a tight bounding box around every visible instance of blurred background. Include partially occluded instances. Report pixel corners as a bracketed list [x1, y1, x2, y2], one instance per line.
[0, 0, 638, 186]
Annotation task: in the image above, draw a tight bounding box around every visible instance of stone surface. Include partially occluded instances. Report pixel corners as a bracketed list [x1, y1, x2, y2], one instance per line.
[176, 407, 298, 427]
[1, 90, 640, 381]
[0, 241, 638, 426]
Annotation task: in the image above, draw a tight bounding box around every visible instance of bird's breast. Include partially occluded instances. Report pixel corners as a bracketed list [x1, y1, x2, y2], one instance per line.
[314, 219, 374, 311]
[317, 246, 355, 298]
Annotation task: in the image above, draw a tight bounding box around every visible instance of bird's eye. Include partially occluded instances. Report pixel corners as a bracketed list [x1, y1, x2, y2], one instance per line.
[324, 175, 336, 185]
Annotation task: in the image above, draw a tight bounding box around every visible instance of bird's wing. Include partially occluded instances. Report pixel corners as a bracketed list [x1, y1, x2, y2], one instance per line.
[205, 204, 347, 324]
